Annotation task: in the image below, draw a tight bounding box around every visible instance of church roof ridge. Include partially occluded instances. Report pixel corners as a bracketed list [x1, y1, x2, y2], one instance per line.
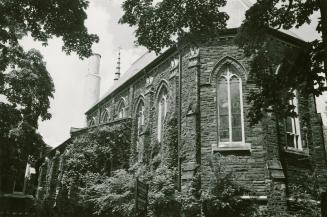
[85, 27, 306, 115]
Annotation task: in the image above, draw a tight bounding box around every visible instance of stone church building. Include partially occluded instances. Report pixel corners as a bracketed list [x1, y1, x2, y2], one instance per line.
[36, 0, 327, 215]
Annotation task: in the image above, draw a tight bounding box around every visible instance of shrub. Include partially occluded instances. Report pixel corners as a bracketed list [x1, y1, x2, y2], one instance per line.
[145, 165, 180, 217]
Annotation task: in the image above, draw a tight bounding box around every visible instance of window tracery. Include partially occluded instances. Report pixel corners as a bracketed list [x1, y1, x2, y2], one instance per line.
[217, 65, 245, 146]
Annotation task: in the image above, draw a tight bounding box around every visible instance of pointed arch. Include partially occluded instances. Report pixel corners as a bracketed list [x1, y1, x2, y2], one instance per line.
[133, 95, 145, 114]
[88, 116, 96, 127]
[215, 58, 246, 146]
[100, 107, 110, 123]
[209, 56, 247, 84]
[117, 97, 127, 119]
[135, 97, 145, 129]
[156, 81, 169, 142]
[155, 80, 169, 101]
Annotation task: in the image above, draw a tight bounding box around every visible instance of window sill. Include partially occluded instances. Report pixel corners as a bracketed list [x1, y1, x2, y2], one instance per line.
[283, 147, 309, 157]
[212, 143, 251, 153]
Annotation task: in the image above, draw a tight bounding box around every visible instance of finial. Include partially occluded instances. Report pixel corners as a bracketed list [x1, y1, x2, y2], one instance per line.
[114, 47, 121, 82]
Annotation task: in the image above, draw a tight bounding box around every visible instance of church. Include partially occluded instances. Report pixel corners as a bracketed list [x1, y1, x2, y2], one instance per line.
[35, 0, 327, 216]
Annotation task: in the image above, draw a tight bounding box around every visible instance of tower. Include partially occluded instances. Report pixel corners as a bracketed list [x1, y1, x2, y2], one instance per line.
[84, 53, 101, 113]
[114, 48, 121, 82]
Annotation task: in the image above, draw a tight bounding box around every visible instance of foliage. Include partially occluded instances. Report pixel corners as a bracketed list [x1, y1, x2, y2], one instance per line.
[0, 49, 52, 192]
[63, 121, 131, 184]
[145, 165, 179, 217]
[285, 170, 321, 217]
[201, 172, 259, 217]
[36, 121, 132, 216]
[0, 0, 98, 192]
[235, 0, 327, 124]
[82, 170, 135, 217]
[162, 115, 178, 168]
[0, 0, 98, 62]
[176, 174, 201, 217]
[120, 0, 228, 53]
[287, 184, 320, 217]
[203, 154, 261, 217]
[120, 0, 326, 124]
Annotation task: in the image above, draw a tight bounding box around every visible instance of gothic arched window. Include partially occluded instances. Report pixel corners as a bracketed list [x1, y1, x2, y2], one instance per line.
[285, 91, 303, 150]
[88, 117, 96, 127]
[136, 100, 145, 135]
[117, 99, 126, 119]
[135, 99, 145, 162]
[217, 65, 245, 146]
[101, 108, 110, 123]
[157, 85, 168, 142]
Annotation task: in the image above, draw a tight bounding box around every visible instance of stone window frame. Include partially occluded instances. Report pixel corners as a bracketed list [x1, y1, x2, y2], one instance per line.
[155, 80, 169, 143]
[134, 96, 146, 162]
[88, 116, 96, 127]
[285, 90, 303, 151]
[216, 64, 245, 147]
[117, 97, 127, 119]
[209, 56, 250, 150]
[134, 96, 145, 135]
[100, 107, 110, 123]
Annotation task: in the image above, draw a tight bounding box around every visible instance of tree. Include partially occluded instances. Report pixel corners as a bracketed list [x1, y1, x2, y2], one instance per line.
[0, 0, 99, 192]
[236, 0, 327, 123]
[120, 0, 228, 54]
[120, 0, 326, 122]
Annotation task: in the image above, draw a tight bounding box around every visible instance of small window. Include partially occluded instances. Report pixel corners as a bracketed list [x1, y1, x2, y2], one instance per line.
[117, 100, 126, 119]
[217, 65, 245, 146]
[157, 86, 168, 142]
[285, 91, 302, 150]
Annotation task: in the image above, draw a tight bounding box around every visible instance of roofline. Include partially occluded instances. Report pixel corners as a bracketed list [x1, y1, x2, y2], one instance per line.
[45, 137, 72, 157]
[86, 27, 305, 115]
[266, 28, 306, 46]
[86, 46, 177, 114]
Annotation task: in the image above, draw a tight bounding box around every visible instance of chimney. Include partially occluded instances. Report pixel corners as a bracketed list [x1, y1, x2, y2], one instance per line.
[84, 53, 101, 113]
[114, 49, 121, 82]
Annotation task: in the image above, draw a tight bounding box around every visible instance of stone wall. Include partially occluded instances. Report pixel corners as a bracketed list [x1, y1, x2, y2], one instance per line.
[37, 30, 327, 216]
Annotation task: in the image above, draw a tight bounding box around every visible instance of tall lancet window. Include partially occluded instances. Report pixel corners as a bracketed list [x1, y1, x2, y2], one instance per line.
[88, 117, 96, 127]
[101, 108, 110, 123]
[157, 86, 168, 142]
[217, 65, 245, 146]
[285, 91, 302, 150]
[136, 100, 145, 135]
[117, 100, 126, 119]
[136, 100, 145, 161]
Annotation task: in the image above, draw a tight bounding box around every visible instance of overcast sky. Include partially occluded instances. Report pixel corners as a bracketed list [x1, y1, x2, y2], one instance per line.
[20, 0, 325, 147]
[21, 0, 148, 147]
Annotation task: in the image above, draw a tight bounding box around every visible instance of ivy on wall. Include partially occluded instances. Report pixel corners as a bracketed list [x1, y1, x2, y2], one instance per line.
[35, 114, 321, 217]
[36, 120, 132, 217]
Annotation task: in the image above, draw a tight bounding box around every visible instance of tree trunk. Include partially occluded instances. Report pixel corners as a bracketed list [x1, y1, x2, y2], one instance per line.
[319, 0, 327, 79]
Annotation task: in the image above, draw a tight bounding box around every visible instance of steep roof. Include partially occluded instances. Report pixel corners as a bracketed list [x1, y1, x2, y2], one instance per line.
[102, 52, 158, 102]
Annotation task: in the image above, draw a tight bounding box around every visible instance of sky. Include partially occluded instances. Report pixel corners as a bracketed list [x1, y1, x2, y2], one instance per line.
[21, 0, 148, 147]
[20, 0, 325, 148]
